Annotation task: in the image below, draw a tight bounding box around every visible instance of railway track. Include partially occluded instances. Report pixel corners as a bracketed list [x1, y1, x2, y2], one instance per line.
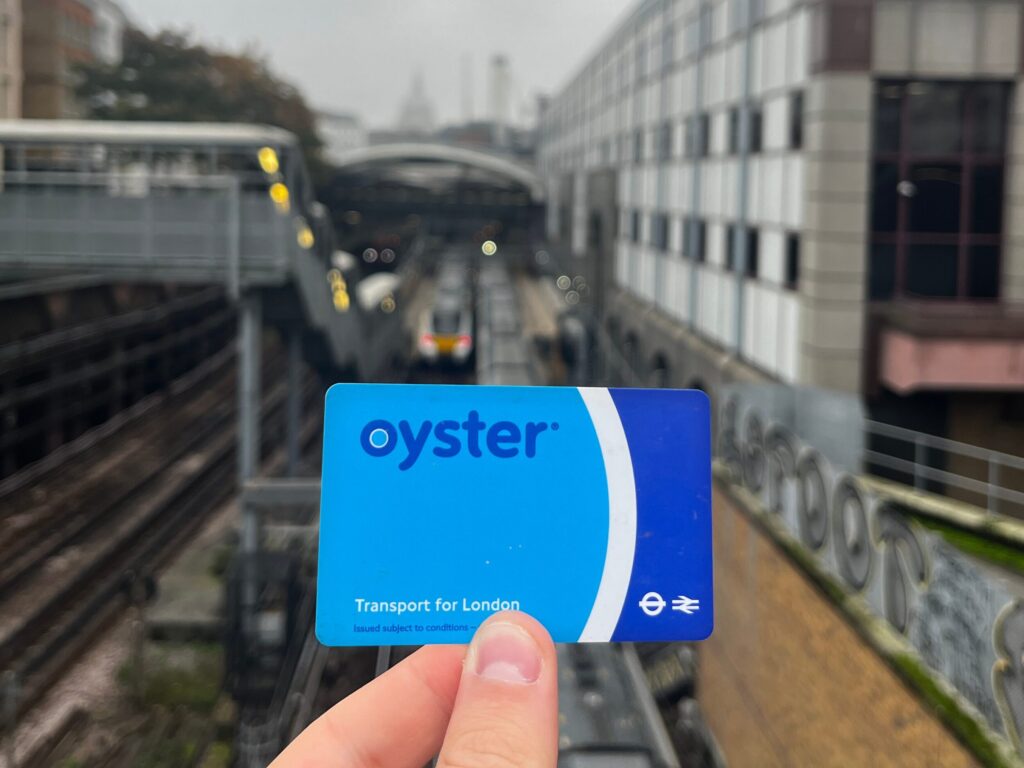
[0, 350, 315, 719]
[0, 287, 234, 476]
[0, 348, 242, 597]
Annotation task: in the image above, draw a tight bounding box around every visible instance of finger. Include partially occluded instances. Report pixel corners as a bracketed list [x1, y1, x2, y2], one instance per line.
[271, 643, 466, 768]
[437, 611, 559, 768]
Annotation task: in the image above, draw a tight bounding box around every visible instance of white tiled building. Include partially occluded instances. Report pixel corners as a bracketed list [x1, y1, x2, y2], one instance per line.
[538, 0, 1024, 448]
[0, 0, 21, 119]
[82, 0, 127, 66]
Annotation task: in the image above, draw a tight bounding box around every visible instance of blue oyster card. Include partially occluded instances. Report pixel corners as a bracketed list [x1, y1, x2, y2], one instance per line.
[316, 384, 713, 645]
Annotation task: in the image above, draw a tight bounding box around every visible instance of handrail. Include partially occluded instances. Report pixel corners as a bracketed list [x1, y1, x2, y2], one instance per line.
[866, 418, 1024, 472]
[864, 449, 1024, 507]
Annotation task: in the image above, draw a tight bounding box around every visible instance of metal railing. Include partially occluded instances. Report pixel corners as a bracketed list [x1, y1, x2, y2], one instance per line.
[0, 121, 323, 298]
[864, 418, 1024, 517]
[0, 170, 295, 296]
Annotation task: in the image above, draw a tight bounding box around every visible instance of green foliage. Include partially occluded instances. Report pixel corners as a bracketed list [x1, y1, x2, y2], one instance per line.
[134, 738, 199, 768]
[199, 741, 233, 768]
[891, 652, 1011, 768]
[75, 28, 323, 169]
[912, 515, 1024, 576]
[118, 641, 223, 713]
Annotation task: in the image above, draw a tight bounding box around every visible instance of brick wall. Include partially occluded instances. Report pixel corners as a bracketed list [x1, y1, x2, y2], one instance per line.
[698, 487, 978, 767]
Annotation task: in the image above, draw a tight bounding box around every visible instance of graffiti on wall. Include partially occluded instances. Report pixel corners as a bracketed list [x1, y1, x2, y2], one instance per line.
[719, 384, 1024, 752]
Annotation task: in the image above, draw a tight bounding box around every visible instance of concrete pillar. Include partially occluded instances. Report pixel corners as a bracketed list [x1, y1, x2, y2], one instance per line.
[799, 73, 872, 393]
[286, 329, 302, 477]
[238, 293, 263, 635]
[237, 291, 262, 489]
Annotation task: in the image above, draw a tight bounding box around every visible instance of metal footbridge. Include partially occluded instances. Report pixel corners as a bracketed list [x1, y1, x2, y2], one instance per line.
[0, 120, 403, 386]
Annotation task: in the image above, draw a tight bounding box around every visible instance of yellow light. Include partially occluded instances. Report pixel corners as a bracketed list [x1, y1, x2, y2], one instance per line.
[269, 182, 290, 212]
[332, 288, 350, 312]
[327, 268, 342, 286]
[481, 240, 498, 256]
[380, 296, 396, 314]
[297, 224, 315, 249]
[257, 146, 280, 175]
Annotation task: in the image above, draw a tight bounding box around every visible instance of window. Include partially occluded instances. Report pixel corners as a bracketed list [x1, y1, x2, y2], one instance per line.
[652, 213, 670, 251]
[724, 225, 757, 273]
[432, 309, 462, 335]
[789, 91, 804, 150]
[728, 107, 740, 154]
[698, 113, 711, 157]
[745, 228, 759, 278]
[750, 0, 765, 24]
[699, 5, 713, 49]
[785, 234, 800, 289]
[725, 225, 736, 270]
[630, 210, 641, 243]
[869, 81, 1009, 300]
[658, 121, 673, 161]
[634, 129, 645, 163]
[684, 117, 696, 158]
[685, 16, 700, 54]
[636, 40, 647, 83]
[588, 211, 604, 251]
[662, 24, 675, 69]
[684, 217, 707, 262]
[731, 0, 764, 31]
[750, 104, 763, 153]
[729, 105, 762, 153]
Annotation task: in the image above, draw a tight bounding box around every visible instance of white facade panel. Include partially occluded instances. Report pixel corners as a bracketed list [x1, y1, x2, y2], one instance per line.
[707, 221, 725, 268]
[764, 23, 787, 93]
[750, 30, 766, 98]
[640, 248, 657, 302]
[704, 162, 722, 219]
[916, 2, 976, 74]
[747, 158, 762, 225]
[760, 229, 785, 285]
[788, 8, 810, 83]
[721, 159, 738, 220]
[761, 156, 784, 226]
[696, 266, 735, 346]
[705, 50, 726, 108]
[764, 94, 786, 151]
[780, 291, 800, 383]
[783, 155, 804, 229]
[616, 242, 630, 286]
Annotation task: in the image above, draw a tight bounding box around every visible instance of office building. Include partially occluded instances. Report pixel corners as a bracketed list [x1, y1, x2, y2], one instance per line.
[538, 0, 1024, 450]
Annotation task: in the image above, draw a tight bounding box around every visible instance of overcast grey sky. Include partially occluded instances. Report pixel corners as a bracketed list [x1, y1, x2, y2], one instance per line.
[121, 1, 627, 129]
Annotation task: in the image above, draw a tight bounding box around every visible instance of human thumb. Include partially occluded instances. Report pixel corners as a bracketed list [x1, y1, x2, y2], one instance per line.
[436, 611, 559, 768]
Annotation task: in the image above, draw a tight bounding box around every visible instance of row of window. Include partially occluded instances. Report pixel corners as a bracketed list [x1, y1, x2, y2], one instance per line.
[541, 0, 793, 136]
[601, 90, 804, 168]
[627, 211, 800, 289]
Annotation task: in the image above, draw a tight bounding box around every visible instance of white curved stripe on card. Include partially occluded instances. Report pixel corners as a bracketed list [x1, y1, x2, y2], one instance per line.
[577, 387, 637, 642]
